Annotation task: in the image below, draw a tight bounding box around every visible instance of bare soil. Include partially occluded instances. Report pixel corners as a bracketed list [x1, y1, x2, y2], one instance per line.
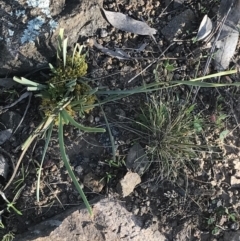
[1, 0, 240, 240]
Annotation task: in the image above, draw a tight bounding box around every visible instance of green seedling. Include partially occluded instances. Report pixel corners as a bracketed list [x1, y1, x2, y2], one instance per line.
[205, 205, 238, 235]
[0, 185, 24, 216]
[105, 157, 125, 168]
[100, 172, 116, 184]
[0, 210, 4, 229]
[13, 164, 29, 192]
[225, 207, 237, 222]
[1, 232, 15, 241]
[163, 60, 175, 72]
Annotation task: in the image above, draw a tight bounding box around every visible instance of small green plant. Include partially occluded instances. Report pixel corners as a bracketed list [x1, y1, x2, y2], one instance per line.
[134, 95, 208, 181]
[163, 60, 175, 72]
[105, 157, 125, 168]
[13, 165, 29, 192]
[0, 187, 24, 231]
[100, 172, 116, 183]
[11, 29, 105, 215]
[205, 206, 238, 235]
[0, 186, 24, 216]
[1, 232, 15, 241]
[100, 157, 125, 183]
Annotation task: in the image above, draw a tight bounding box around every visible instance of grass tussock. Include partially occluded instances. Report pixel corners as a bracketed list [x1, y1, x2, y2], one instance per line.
[135, 95, 208, 181]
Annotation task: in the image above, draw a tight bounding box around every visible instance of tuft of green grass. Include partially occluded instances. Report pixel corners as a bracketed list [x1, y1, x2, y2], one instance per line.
[134, 95, 208, 182]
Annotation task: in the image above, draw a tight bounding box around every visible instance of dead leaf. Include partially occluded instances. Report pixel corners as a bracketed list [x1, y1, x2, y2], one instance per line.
[214, 0, 240, 70]
[196, 15, 213, 41]
[90, 39, 131, 60]
[102, 8, 157, 36]
[126, 143, 149, 176]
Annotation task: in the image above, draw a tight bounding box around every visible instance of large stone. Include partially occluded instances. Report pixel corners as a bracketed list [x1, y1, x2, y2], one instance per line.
[15, 198, 166, 241]
[0, 0, 107, 76]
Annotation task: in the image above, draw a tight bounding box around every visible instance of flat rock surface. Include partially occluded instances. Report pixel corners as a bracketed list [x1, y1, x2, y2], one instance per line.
[0, 0, 106, 75]
[16, 198, 166, 241]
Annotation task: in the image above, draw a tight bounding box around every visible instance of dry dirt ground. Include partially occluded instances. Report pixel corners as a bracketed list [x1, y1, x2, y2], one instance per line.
[1, 0, 240, 240]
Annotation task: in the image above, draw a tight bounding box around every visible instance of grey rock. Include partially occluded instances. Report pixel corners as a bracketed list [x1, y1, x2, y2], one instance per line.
[0, 78, 16, 89]
[74, 165, 83, 175]
[15, 198, 166, 241]
[126, 143, 149, 176]
[0, 111, 22, 130]
[224, 231, 240, 241]
[117, 171, 141, 197]
[0, 129, 12, 145]
[0, 154, 9, 179]
[0, 0, 107, 75]
[174, 0, 184, 8]
[100, 28, 108, 38]
[140, 206, 147, 216]
[133, 207, 140, 215]
[161, 9, 196, 41]
[230, 176, 240, 187]
[94, 116, 100, 123]
[231, 222, 239, 230]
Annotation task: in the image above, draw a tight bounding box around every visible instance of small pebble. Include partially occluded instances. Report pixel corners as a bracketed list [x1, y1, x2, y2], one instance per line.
[88, 115, 94, 123]
[100, 28, 108, 38]
[133, 208, 139, 215]
[140, 206, 147, 215]
[75, 165, 83, 175]
[95, 116, 100, 123]
[231, 222, 239, 230]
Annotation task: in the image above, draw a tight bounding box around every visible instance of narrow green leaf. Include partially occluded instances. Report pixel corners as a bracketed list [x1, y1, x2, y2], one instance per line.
[49, 63, 57, 74]
[65, 79, 77, 88]
[60, 109, 70, 124]
[61, 109, 105, 133]
[13, 76, 44, 87]
[72, 43, 83, 66]
[229, 214, 236, 222]
[36, 122, 53, 202]
[86, 87, 98, 96]
[171, 80, 240, 87]
[219, 130, 229, 141]
[13, 184, 26, 203]
[58, 114, 92, 215]
[27, 86, 46, 91]
[100, 104, 116, 162]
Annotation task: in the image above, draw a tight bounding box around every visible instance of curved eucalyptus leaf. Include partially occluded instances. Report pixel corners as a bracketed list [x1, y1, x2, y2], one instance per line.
[102, 8, 157, 36]
[196, 15, 213, 41]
